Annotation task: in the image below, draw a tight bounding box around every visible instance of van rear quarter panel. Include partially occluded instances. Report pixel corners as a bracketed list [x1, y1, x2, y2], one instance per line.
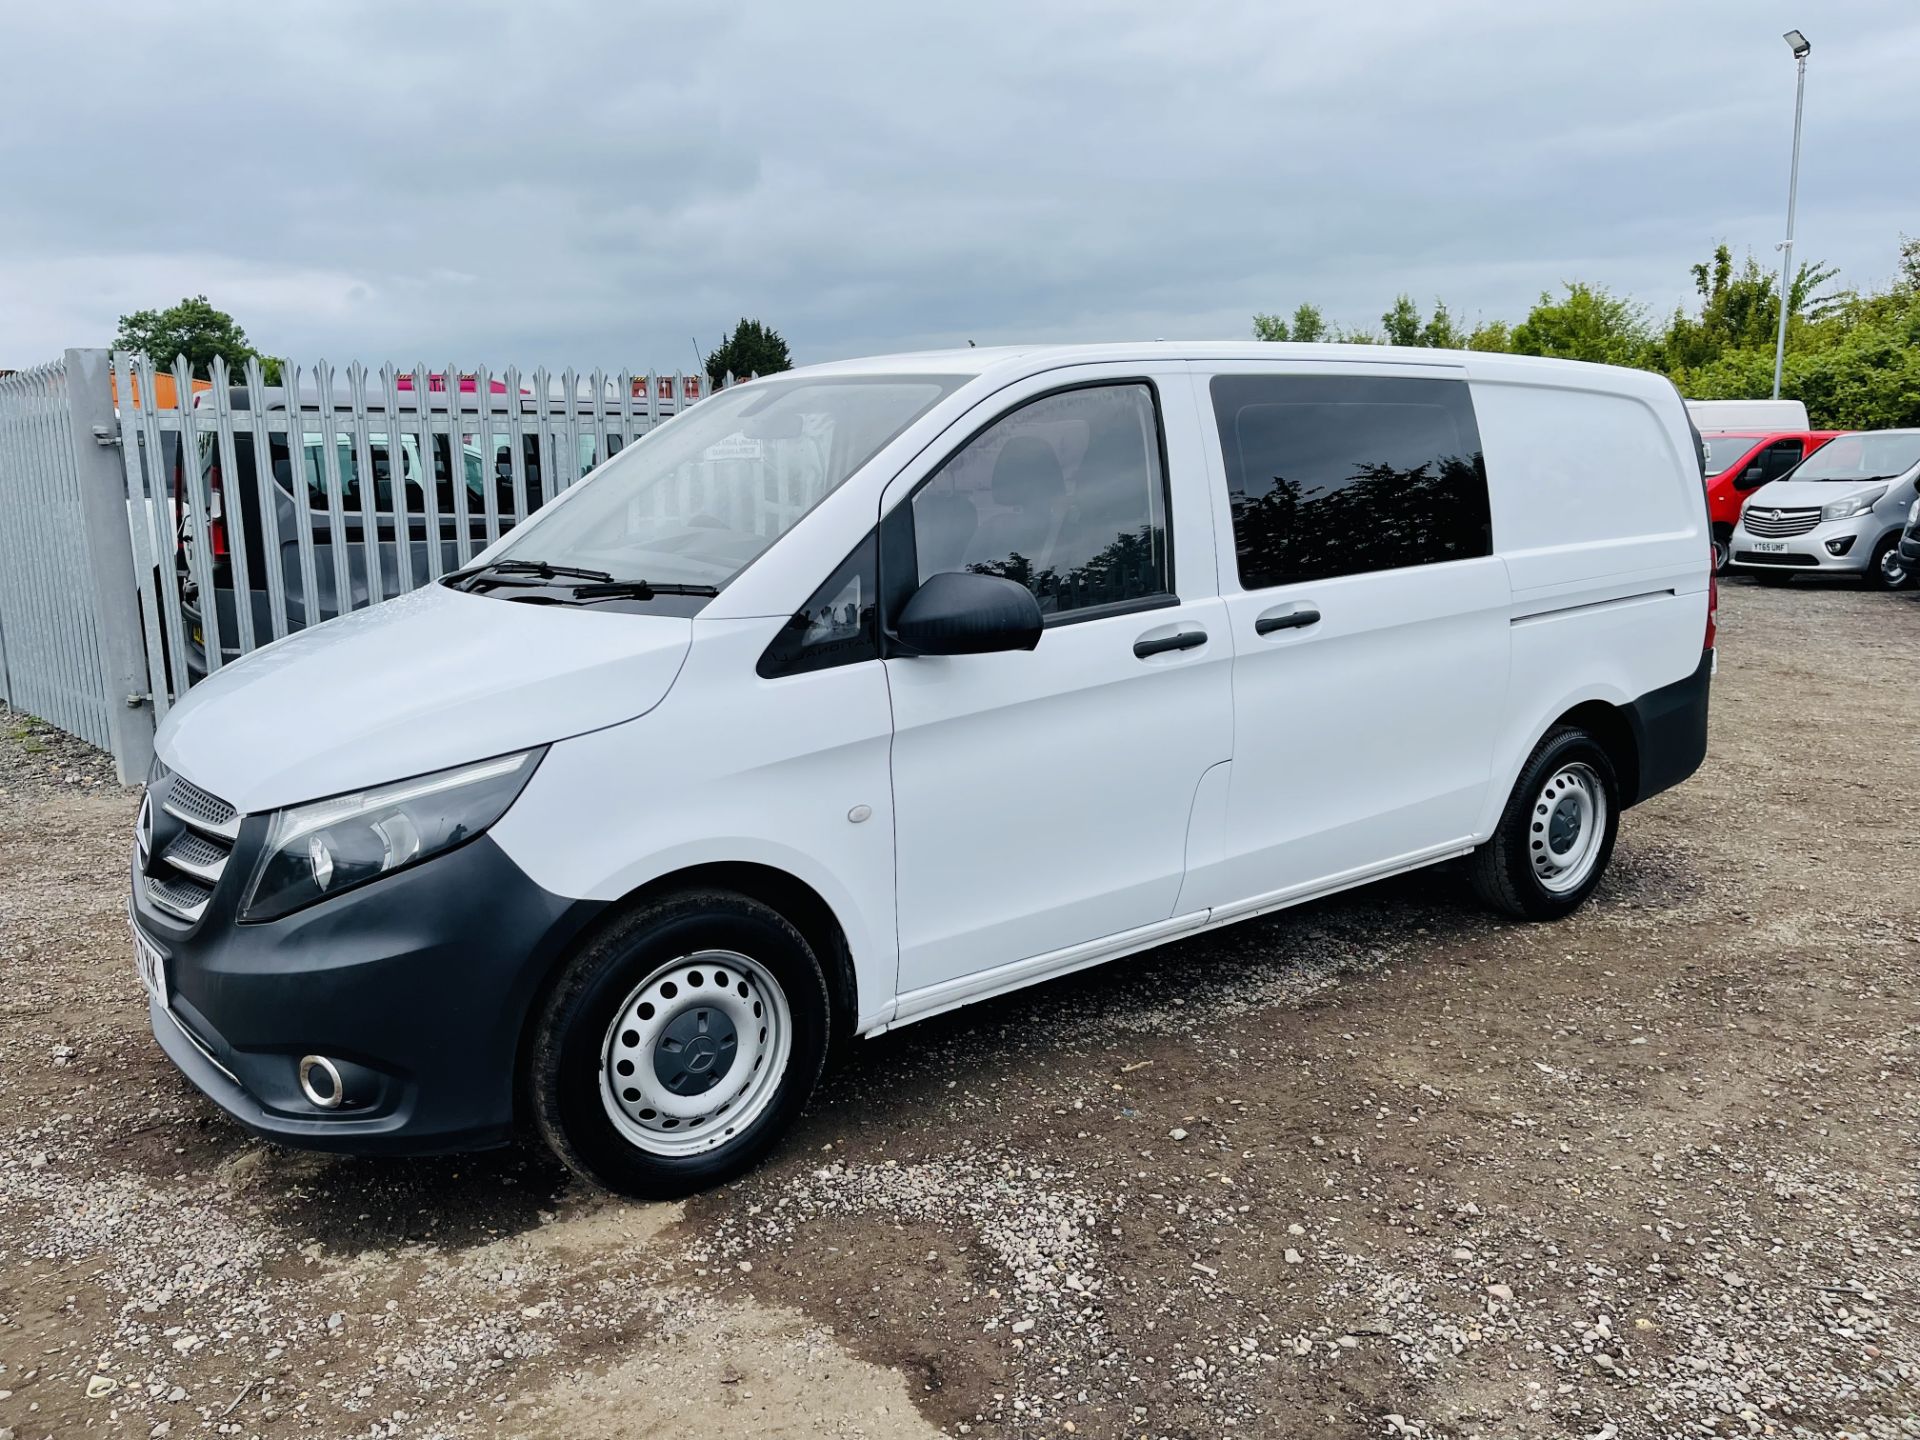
[1468, 367, 1709, 834]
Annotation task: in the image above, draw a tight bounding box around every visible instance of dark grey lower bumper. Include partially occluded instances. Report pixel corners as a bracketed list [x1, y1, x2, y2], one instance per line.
[134, 833, 603, 1156]
[1623, 649, 1712, 807]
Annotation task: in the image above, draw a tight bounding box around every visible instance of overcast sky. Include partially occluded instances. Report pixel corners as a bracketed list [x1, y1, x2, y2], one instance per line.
[3, 1, 1916, 372]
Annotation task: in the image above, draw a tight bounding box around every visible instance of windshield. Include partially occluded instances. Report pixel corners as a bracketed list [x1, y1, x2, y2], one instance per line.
[1700, 433, 1765, 478]
[1788, 432, 1920, 483]
[487, 375, 963, 588]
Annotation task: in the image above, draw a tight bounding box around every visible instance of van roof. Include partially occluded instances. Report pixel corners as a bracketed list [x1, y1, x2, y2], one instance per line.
[790, 342, 1673, 385]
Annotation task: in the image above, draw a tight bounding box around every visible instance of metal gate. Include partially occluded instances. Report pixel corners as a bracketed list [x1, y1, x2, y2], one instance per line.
[0, 350, 154, 781]
[112, 352, 720, 713]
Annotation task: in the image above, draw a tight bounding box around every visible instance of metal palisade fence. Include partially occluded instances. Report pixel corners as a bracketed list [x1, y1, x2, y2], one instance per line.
[0, 351, 153, 779]
[112, 351, 733, 718]
[0, 347, 750, 781]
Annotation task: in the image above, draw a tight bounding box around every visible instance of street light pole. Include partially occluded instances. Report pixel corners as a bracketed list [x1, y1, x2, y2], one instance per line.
[1772, 29, 1811, 400]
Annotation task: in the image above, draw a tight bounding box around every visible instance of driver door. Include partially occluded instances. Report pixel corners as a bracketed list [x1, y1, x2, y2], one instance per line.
[881, 366, 1232, 1008]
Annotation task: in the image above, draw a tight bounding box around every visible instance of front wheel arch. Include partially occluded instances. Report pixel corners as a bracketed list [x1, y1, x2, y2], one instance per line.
[513, 861, 859, 1125]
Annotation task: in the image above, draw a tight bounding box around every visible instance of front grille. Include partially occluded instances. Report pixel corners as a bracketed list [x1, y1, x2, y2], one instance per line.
[162, 829, 231, 883]
[164, 775, 239, 838]
[1742, 506, 1820, 538]
[144, 770, 242, 923]
[1736, 550, 1818, 567]
[146, 872, 215, 923]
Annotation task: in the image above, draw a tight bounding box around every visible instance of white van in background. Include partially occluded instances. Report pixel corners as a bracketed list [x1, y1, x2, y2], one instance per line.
[1686, 397, 1810, 432]
[130, 344, 1714, 1197]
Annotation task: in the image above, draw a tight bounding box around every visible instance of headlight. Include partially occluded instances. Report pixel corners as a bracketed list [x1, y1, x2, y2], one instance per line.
[1821, 488, 1885, 523]
[1909, 497, 1920, 526]
[241, 749, 543, 921]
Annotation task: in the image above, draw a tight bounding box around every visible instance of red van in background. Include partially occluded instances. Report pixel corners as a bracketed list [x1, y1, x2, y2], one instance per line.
[1701, 430, 1847, 570]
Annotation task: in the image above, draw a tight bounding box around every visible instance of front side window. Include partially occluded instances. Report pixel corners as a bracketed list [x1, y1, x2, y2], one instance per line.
[1210, 373, 1491, 590]
[908, 383, 1170, 618]
[1750, 439, 1805, 487]
[487, 376, 962, 589]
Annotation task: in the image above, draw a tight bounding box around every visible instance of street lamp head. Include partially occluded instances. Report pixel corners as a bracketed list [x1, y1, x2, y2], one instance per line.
[1784, 29, 1810, 59]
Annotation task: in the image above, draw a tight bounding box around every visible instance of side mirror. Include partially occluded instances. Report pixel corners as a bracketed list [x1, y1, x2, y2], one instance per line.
[1739, 466, 1766, 488]
[895, 571, 1042, 656]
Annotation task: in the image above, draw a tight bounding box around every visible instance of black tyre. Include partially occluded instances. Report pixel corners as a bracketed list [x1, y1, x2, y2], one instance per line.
[1865, 534, 1914, 591]
[1710, 531, 1732, 575]
[1753, 570, 1797, 587]
[1470, 726, 1621, 921]
[530, 890, 830, 1198]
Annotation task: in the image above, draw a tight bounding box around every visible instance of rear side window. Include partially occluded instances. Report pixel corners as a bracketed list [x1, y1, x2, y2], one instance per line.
[1210, 374, 1491, 590]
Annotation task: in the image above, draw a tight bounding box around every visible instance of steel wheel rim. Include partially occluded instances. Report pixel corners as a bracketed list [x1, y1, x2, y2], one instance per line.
[1880, 545, 1909, 587]
[1530, 762, 1605, 895]
[599, 949, 792, 1157]
[1711, 537, 1729, 571]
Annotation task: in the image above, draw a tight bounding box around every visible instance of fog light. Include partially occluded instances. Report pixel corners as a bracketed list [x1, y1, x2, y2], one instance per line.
[1825, 536, 1855, 556]
[299, 1054, 345, 1109]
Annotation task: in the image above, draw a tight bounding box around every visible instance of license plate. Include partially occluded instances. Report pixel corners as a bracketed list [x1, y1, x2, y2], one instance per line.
[1752, 540, 1789, 553]
[132, 921, 169, 1011]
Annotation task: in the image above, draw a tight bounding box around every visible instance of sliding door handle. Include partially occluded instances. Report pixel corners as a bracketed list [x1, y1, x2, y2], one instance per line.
[1254, 606, 1320, 636]
[1134, 629, 1207, 659]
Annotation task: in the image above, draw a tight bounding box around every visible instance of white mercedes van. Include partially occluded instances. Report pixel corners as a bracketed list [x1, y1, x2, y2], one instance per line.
[131, 344, 1714, 1197]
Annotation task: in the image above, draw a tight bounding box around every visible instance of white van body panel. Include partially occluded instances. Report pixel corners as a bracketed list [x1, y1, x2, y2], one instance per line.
[1686, 398, 1809, 431]
[878, 361, 1233, 998]
[1177, 357, 1513, 913]
[154, 581, 691, 814]
[489, 614, 902, 1031]
[1467, 358, 1709, 834]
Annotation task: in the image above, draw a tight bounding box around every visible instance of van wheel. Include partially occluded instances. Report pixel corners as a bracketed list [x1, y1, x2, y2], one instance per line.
[1710, 533, 1731, 574]
[1866, 534, 1913, 590]
[1470, 726, 1621, 921]
[530, 890, 830, 1198]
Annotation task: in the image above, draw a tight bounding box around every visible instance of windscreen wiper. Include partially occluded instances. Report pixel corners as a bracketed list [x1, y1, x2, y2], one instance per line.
[570, 579, 722, 601]
[449, 558, 615, 590]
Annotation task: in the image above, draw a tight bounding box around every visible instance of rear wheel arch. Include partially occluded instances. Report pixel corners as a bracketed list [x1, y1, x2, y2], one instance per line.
[1555, 699, 1642, 806]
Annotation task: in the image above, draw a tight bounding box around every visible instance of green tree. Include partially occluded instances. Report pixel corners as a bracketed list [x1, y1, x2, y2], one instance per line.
[1252, 311, 1291, 341]
[1509, 283, 1653, 366]
[1466, 319, 1511, 352]
[705, 318, 792, 386]
[1660, 244, 1841, 372]
[1381, 294, 1423, 347]
[114, 295, 264, 379]
[1288, 303, 1328, 343]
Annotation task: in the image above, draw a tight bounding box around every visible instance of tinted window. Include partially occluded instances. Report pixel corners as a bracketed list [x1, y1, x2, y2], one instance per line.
[1210, 374, 1491, 590]
[910, 383, 1170, 617]
[1754, 439, 1804, 485]
[757, 533, 877, 678]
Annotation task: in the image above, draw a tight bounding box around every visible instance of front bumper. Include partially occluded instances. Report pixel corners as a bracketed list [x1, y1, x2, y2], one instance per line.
[1899, 528, 1920, 567]
[131, 816, 602, 1155]
[1728, 513, 1878, 574]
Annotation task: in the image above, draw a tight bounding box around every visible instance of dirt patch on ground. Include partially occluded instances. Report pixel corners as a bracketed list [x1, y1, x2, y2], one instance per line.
[2, 578, 1917, 1439]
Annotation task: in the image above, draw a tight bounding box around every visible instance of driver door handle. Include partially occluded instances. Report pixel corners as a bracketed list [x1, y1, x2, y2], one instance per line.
[1254, 605, 1321, 636]
[1133, 628, 1207, 659]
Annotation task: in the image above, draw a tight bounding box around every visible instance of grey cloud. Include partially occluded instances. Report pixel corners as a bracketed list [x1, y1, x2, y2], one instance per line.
[2, 0, 1915, 370]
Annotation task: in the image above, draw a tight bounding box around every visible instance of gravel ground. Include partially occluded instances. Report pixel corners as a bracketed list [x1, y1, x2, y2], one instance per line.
[2, 577, 1917, 1440]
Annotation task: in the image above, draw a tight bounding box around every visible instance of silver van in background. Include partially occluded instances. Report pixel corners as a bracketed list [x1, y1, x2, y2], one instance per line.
[1730, 429, 1920, 589]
